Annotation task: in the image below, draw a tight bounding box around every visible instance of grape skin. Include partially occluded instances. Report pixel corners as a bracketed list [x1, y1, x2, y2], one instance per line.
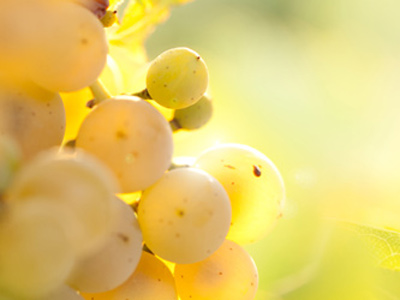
[137, 168, 232, 264]
[195, 143, 285, 244]
[0, 80, 65, 161]
[67, 198, 143, 293]
[146, 47, 209, 109]
[81, 251, 178, 300]
[174, 240, 258, 300]
[76, 96, 173, 193]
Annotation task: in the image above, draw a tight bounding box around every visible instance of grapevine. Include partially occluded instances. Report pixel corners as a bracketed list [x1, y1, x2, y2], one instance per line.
[0, 1, 287, 299]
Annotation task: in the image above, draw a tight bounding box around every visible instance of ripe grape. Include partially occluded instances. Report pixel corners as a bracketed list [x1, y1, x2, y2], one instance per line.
[76, 96, 173, 193]
[146, 47, 209, 109]
[67, 198, 143, 293]
[0, 80, 65, 161]
[6, 149, 120, 256]
[27, 1, 108, 92]
[0, 201, 75, 299]
[81, 251, 178, 300]
[137, 168, 231, 264]
[172, 94, 213, 131]
[195, 143, 285, 244]
[174, 240, 258, 300]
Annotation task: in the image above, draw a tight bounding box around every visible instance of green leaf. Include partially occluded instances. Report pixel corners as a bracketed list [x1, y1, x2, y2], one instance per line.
[343, 222, 400, 271]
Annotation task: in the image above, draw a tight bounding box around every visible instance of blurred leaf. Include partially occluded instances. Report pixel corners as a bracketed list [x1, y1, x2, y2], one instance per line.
[343, 222, 400, 271]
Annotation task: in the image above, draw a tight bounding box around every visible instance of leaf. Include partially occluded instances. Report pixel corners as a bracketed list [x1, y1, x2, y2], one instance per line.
[343, 222, 400, 271]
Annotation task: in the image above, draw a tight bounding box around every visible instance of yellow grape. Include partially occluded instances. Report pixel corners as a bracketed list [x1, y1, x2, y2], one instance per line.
[137, 168, 231, 264]
[146, 47, 209, 109]
[0, 200, 75, 299]
[81, 251, 178, 300]
[6, 149, 120, 256]
[27, 1, 108, 92]
[67, 198, 143, 293]
[0, 80, 65, 161]
[174, 240, 258, 300]
[195, 144, 285, 244]
[76, 96, 173, 193]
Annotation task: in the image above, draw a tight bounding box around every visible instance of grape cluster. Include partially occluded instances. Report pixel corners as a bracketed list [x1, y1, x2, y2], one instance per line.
[0, 1, 285, 299]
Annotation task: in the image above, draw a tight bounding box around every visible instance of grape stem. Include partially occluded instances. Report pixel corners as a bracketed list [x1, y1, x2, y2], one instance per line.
[87, 79, 112, 108]
[169, 118, 181, 132]
[132, 88, 152, 100]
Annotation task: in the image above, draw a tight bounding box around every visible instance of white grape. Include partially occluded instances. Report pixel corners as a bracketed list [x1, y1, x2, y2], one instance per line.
[137, 168, 231, 264]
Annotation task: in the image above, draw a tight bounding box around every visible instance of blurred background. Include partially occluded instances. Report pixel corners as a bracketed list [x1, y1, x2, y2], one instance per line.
[144, 0, 400, 299]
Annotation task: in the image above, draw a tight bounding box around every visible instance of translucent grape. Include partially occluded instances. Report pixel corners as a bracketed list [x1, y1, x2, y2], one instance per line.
[81, 251, 178, 300]
[0, 80, 65, 161]
[195, 143, 285, 244]
[6, 149, 120, 256]
[137, 168, 231, 264]
[146, 47, 209, 109]
[172, 94, 213, 130]
[76, 96, 173, 193]
[68, 198, 143, 293]
[0, 200, 75, 299]
[27, 1, 108, 92]
[174, 240, 258, 300]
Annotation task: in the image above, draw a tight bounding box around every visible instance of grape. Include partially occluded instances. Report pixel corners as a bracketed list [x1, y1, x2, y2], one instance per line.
[195, 144, 285, 244]
[76, 96, 173, 193]
[174, 240, 258, 300]
[171, 94, 213, 131]
[0, 137, 21, 193]
[6, 149, 120, 256]
[0, 200, 75, 299]
[137, 168, 232, 264]
[0, 79, 65, 161]
[67, 198, 143, 293]
[146, 47, 209, 109]
[27, 1, 108, 92]
[81, 251, 178, 300]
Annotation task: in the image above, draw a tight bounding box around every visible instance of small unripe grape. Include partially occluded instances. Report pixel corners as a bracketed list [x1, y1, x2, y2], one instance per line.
[172, 94, 213, 130]
[146, 47, 209, 109]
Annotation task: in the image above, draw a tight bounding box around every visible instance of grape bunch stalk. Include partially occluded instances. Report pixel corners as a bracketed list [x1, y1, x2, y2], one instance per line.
[0, 0, 285, 299]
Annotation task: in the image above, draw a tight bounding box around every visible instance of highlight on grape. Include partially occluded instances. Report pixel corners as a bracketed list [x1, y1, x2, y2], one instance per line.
[0, 0, 286, 299]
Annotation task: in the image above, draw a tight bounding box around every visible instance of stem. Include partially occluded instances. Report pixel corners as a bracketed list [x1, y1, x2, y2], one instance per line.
[132, 88, 152, 100]
[169, 118, 181, 132]
[88, 79, 112, 108]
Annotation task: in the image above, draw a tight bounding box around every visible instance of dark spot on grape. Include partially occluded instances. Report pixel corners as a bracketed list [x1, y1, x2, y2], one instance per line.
[157, 278, 161, 282]
[176, 209, 185, 217]
[117, 233, 129, 243]
[229, 247, 233, 251]
[219, 272, 223, 275]
[176, 233, 180, 238]
[46, 103, 50, 107]
[251, 282, 254, 286]
[181, 275, 184, 278]
[196, 56, 201, 60]
[253, 165, 261, 177]
[116, 130, 127, 139]
[31, 111, 36, 116]
[166, 66, 169, 69]
[81, 38, 88, 45]
[164, 84, 167, 87]
[159, 218, 164, 223]
[193, 70, 197, 74]
[224, 164, 236, 170]
[231, 182, 235, 185]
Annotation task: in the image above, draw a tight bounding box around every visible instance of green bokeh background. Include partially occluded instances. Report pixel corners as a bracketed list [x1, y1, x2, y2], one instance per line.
[146, 1, 400, 299]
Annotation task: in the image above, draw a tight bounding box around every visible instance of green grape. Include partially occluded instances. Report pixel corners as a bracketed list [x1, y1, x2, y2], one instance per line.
[81, 251, 178, 300]
[137, 168, 231, 264]
[0, 200, 75, 299]
[0, 137, 21, 193]
[67, 198, 143, 293]
[6, 149, 120, 256]
[146, 47, 209, 109]
[174, 239, 258, 300]
[76, 96, 173, 193]
[172, 94, 213, 131]
[27, 1, 108, 92]
[195, 143, 285, 244]
[0, 79, 65, 161]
